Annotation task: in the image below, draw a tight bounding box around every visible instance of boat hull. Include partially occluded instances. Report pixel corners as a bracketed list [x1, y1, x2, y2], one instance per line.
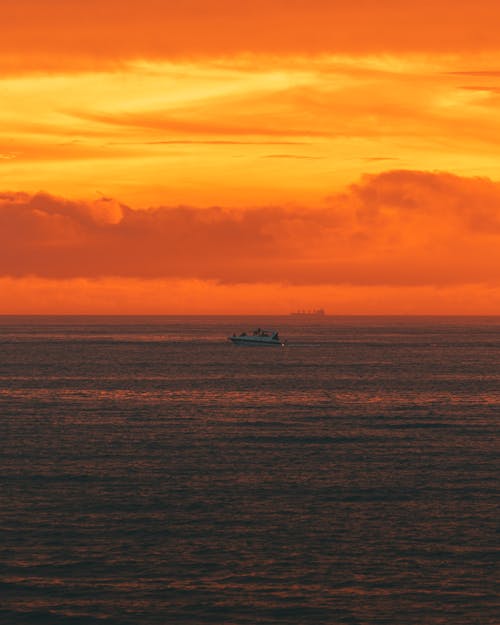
[229, 336, 283, 346]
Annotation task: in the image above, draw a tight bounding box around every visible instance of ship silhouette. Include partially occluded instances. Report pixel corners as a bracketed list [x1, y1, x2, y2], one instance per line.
[290, 308, 325, 316]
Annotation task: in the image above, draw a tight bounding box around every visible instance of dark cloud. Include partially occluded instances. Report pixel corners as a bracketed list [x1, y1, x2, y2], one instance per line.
[2, 170, 500, 286]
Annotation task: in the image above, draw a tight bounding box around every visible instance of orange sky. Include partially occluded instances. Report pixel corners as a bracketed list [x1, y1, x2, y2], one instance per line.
[2, 1, 500, 313]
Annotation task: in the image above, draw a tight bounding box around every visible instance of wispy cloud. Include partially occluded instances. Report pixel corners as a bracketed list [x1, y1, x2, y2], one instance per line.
[4, 54, 500, 206]
[143, 140, 311, 146]
[70, 110, 330, 138]
[262, 154, 323, 160]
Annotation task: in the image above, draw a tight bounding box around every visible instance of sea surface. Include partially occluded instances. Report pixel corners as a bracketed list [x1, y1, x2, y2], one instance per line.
[0, 316, 498, 625]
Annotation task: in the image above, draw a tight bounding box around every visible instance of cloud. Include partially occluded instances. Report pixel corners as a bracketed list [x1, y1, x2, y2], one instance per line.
[447, 71, 500, 77]
[263, 154, 323, 160]
[70, 110, 330, 138]
[3, 1, 500, 73]
[5, 53, 500, 211]
[2, 170, 500, 287]
[361, 157, 400, 162]
[143, 140, 311, 146]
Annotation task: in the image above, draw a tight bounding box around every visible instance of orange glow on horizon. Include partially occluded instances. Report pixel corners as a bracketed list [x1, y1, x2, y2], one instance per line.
[3, 278, 500, 316]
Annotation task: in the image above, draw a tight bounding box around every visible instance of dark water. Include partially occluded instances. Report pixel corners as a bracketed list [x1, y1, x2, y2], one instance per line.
[1, 316, 498, 625]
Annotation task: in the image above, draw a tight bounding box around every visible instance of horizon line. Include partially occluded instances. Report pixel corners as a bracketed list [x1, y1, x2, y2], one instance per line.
[1, 313, 500, 318]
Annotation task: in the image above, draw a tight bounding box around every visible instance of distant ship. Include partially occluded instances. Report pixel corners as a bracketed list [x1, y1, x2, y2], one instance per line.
[290, 308, 326, 317]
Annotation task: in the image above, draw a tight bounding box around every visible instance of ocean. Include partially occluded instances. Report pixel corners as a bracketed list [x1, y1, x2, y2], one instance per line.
[0, 316, 498, 624]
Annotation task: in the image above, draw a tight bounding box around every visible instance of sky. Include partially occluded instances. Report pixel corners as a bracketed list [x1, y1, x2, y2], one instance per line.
[2, 0, 500, 314]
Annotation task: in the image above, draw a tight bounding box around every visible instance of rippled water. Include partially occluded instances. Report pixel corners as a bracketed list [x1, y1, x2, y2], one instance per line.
[1, 316, 498, 624]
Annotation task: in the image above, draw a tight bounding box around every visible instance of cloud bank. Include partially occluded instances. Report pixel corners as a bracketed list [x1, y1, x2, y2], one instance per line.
[1, 170, 500, 288]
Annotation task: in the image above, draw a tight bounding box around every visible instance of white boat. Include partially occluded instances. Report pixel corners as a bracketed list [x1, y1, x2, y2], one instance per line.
[229, 328, 284, 346]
